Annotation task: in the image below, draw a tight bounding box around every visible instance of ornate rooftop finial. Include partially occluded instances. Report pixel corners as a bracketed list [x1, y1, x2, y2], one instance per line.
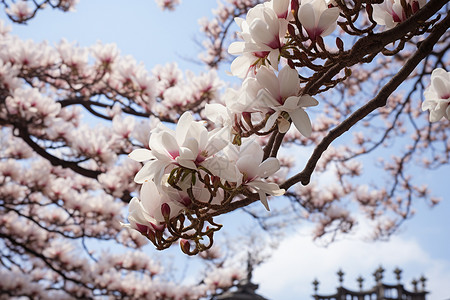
[420, 275, 427, 291]
[373, 265, 385, 284]
[394, 267, 402, 283]
[337, 269, 344, 286]
[356, 275, 364, 291]
[312, 279, 319, 294]
[412, 278, 418, 292]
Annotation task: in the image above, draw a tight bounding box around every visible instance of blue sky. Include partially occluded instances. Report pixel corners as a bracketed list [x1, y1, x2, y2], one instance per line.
[2, 1, 449, 299]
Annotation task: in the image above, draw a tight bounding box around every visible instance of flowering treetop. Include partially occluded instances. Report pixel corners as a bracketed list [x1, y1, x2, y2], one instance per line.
[0, 0, 449, 298]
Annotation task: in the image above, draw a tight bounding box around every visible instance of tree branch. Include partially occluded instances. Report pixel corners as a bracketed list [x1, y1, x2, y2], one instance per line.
[16, 125, 101, 179]
[282, 11, 450, 189]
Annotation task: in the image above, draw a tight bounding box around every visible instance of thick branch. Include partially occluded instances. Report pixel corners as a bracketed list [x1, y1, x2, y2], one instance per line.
[304, 0, 447, 95]
[282, 12, 450, 189]
[16, 125, 101, 179]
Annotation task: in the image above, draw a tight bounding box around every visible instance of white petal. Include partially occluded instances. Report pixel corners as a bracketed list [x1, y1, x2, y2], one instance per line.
[134, 160, 168, 183]
[279, 66, 300, 99]
[258, 157, 280, 178]
[290, 108, 313, 137]
[317, 7, 339, 37]
[264, 111, 281, 131]
[237, 154, 260, 179]
[432, 76, 449, 99]
[228, 41, 245, 55]
[298, 3, 316, 31]
[129, 148, 154, 162]
[256, 66, 280, 102]
[258, 191, 270, 211]
[278, 117, 291, 133]
[284, 96, 301, 110]
[298, 95, 319, 107]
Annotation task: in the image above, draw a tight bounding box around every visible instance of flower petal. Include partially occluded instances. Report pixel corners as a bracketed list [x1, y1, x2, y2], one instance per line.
[290, 108, 313, 137]
[129, 148, 154, 162]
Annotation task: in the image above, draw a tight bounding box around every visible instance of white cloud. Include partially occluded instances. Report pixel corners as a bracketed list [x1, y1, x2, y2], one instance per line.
[253, 230, 450, 300]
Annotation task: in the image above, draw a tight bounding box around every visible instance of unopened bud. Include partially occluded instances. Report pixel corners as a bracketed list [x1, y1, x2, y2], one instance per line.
[180, 239, 191, 254]
[336, 37, 344, 51]
[161, 203, 171, 220]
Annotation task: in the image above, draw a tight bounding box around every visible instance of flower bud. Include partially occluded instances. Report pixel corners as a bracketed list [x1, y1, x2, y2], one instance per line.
[180, 239, 191, 254]
[161, 203, 171, 220]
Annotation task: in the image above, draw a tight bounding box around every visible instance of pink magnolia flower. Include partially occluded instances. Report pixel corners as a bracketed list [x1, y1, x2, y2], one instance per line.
[121, 180, 184, 235]
[5, 1, 33, 22]
[228, 0, 290, 78]
[422, 68, 450, 122]
[233, 140, 285, 211]
[297, 0, 340, 40]
[129, 112, 229, 184]
[372, 0, 426, 29]
[255, 65, 318, 136]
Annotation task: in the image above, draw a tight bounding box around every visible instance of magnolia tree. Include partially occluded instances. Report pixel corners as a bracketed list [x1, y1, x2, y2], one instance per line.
[0, 0, 449, 298]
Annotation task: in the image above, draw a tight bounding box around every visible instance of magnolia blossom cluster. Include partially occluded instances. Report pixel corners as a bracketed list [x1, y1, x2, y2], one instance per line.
[123, 112, 285, 247]
[372, 0, 426, 29]
[4, 0, 79, 23]
[122, 0, 439, 252]
[422, 68, 450, 122]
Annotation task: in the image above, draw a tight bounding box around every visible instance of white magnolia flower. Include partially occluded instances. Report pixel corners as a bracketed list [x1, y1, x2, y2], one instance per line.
[372, 0, 426, 29]
[129, 112, 229, 184]
[255, 65, 318, 136]
[121, 180, 184, 235]
[233, 140, 285, 211]
[422, 68, 450, 122]
[298, 0, 340, 40]
[228, 1, 290, 77]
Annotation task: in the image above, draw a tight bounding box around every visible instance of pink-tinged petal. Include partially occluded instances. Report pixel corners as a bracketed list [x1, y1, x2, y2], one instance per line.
[159, 131, 179, 158]
[129, 148, 154, 162]
[290, 108, 313, 137]
[298, 95, 319, 107]
[317, 7, 339, 37]
[446, 105, 450, 120]
[272, 0, 290, 18]
[298, 3, 316, 32]
[258, 157, 280, 178]
[256, 67, 280, 102]
[279, 66, 300, 99]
